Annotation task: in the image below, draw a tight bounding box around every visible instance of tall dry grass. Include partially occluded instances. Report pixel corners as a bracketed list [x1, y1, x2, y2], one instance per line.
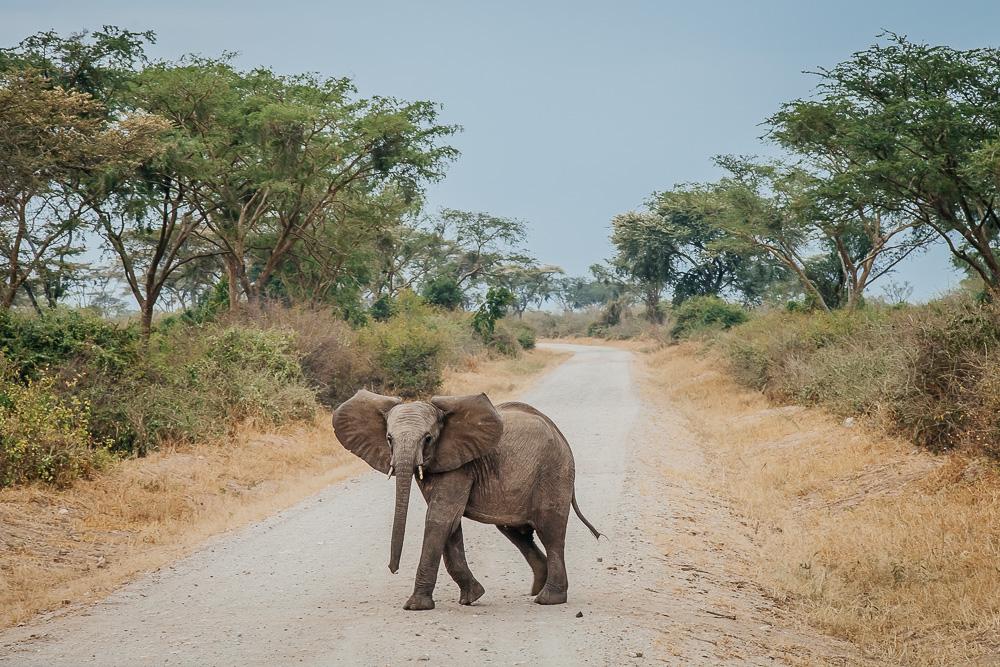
[639, 343, 1000, 666]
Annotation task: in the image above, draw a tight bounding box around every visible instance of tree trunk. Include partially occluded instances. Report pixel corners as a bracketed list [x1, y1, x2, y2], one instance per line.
[140, 302, 154, 342]
[22, 282, 42, 314]
[644, 287, 664, 324]
[224, 260, 241, 312]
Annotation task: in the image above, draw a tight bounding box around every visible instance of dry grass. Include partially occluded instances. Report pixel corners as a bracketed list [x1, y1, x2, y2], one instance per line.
[638, 343, 1000, 666]
[0, 346, 566, 630]
[441, 347, 571, 399]
[0, 414, 364, 628]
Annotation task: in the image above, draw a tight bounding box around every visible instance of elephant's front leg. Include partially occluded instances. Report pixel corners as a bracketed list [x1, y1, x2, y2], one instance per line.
[444, 525, 485, 605]
[403, 471, 473, 611]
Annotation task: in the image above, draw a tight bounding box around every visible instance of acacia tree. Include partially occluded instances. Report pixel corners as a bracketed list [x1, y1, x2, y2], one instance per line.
[490, 263, 563, 317]
[438, 209, 530, 288]
[646, 185, 784, 306]
[769, 34, 1000, 296]
[132, 59, 457, 310]
[0, 71, 164, 311]
[610, 211, 677, 322]
[704, 156, 925, 310]
[91, 160, 209, 339]
[373, 209, 531, 305]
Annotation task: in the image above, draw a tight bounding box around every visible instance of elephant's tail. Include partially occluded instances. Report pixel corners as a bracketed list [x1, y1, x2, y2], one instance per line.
[572, 492, 602, 540]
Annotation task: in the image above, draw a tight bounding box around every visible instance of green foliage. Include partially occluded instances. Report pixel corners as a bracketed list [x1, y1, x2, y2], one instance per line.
[514, 324, 536, 350]
[670, 296, 748, 339]
[369, 295, 395, 322]
[0, 364, 108, 487]
[720, 298, 1000, 456]
[0, 309, 139, 379]
[472, 287, 515, 338]
[422, 275, 464, 310]
[363, 305, 448, 397]
[486, 321, 522, 358]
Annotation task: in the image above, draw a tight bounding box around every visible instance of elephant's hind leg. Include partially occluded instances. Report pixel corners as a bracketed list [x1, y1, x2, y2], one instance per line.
[533, 511, 569, 605]
[444, 524, 485, 605]
[497, 525, 548, 595]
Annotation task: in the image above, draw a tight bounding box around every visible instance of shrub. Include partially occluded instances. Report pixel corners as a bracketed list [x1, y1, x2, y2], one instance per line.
[193, 326, 316, 423]
[471, 287, 515, 338]
[421, 276, 464, 310]
[514, 324, 536, 350]
[486, 320, 522, 357]
[0, 309, 139, 379]
[718, 296, 1000, 457]
[0, 366, 107, 487]
[362, 294, 452, 397]
[249, 306, 375, 406]
[522, 309, 599, 338]
[671, 296, 748, 339]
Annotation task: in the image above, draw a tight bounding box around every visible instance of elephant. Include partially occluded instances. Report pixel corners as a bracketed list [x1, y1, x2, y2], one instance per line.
[332, 390, 601, 610]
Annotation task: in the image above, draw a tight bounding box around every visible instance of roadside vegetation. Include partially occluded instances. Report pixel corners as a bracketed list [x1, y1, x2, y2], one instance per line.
[642, 345, 999, 666]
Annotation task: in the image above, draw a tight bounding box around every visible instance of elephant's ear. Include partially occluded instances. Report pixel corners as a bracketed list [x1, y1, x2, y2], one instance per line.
[332, 389, 401, 473]
[428, 393, 503, 472]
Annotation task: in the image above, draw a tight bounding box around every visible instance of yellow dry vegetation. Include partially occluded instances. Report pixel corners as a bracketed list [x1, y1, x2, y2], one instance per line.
[0, 414, 364, 629]
[440, 347, 570, 399]
[0, 347, 567, 630]
[639, 343, 1000, 666]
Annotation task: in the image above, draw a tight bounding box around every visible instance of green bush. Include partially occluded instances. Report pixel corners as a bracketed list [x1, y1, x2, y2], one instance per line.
[0, 365, 108, 487]
[421, 276, 464, 310]
[190, 326, 316, 423]
[249, 306, 376, 407]
[0, 309, 139, 379]
[362, 293, 451, 397]
[671, 296, 748, 339]
[515, 324, 536, 350]
[486, 320, 522, 357]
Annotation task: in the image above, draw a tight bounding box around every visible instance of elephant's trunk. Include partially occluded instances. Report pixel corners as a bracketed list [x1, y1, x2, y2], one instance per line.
[388, 468, 413, 574]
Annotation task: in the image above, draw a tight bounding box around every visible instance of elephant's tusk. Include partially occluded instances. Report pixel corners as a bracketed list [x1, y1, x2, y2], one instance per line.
[417, 465, 424, 480]
[387, 465, 394, 478]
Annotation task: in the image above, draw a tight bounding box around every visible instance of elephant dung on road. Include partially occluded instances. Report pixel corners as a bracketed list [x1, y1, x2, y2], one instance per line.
[332, 390, 601, 610]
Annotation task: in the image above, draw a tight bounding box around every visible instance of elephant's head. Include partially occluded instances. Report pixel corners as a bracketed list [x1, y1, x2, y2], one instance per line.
[332, 390, 503, 573]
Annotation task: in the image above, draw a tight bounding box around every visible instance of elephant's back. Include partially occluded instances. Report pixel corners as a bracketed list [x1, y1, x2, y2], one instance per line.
[463, 402, 574, 525]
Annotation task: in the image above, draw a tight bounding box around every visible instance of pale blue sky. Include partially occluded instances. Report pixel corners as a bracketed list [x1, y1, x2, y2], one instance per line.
[5, 0, 997, 299]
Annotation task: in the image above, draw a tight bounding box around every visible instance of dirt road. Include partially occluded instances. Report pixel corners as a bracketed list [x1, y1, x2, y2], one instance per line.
[0, 344, 856, 665]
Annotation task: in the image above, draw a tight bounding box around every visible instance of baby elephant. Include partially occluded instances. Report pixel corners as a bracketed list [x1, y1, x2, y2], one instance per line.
[333, 390, 601, 610]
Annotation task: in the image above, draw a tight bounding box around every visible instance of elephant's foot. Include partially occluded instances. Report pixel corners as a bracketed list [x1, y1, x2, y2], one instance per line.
[459, 580, 485, 605]
[530, 569, 547, 596]
[403, 593, 436, 611]
[534, 586, 567, 605]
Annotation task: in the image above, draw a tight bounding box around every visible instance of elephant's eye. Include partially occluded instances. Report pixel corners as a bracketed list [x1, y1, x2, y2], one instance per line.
[422, 433, 432, 446]
[386, 434, 393, 446]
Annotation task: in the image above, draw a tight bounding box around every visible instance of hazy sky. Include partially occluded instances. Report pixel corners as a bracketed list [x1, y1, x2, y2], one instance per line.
[5, 0, 998, 300]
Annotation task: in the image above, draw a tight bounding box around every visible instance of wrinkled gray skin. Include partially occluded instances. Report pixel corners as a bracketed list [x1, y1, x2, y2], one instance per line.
[332, 391, 601, 611]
